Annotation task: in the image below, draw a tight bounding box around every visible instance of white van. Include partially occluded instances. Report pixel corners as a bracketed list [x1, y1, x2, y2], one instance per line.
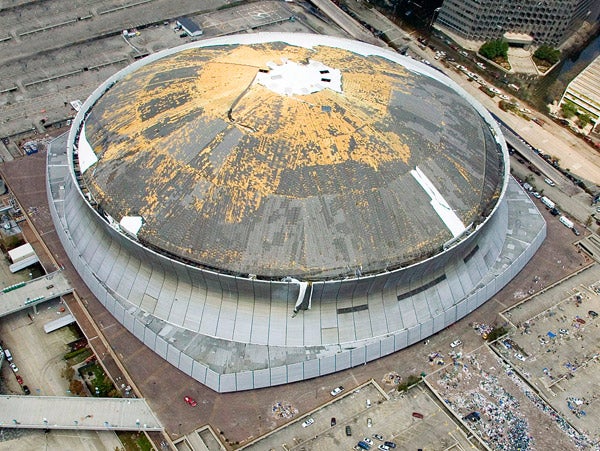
[3, 349, 12, 362]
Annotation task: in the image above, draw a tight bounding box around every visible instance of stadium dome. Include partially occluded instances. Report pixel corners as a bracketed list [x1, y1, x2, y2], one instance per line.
[80, 35, 502, 280]
[49, 33, 545, 392]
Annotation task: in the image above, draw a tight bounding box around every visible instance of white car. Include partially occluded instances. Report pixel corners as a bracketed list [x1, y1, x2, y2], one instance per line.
[450, 340, 462, 348]
[364, 438, 374, 445]
[330, 386, 344, 396]
[9, 363, 18, 373]
[514, 353, 526, 361]
[302, 418, 314, 428]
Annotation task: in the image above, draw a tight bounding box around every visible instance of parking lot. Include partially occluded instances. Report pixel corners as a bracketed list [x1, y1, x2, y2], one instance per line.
[0, 0, 327, 156]
[500, 265, 600, 440]
[242, 379, 474, 451]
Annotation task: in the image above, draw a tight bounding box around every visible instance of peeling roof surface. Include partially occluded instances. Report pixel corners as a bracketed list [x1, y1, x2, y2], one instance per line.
[82, 36, 504, 279]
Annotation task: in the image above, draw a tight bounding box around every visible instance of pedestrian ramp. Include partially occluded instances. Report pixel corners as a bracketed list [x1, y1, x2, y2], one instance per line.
[0, 270, 72, 318]
[0, 396, 162, 431]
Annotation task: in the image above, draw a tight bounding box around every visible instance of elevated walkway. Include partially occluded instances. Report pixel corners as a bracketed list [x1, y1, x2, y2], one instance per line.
[0, 396, 162, 431]
[0, 270, 72, 318]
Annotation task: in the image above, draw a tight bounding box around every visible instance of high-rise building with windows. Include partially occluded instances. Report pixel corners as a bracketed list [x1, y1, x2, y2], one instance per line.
[435, 0, 599, 48]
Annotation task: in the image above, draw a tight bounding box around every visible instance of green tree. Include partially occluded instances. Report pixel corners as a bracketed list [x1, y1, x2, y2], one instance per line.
[479, 39, 508, 60]
[561, 101, 578, 118]
[534, 45, 561, 65]
[578, 113, 592, 128]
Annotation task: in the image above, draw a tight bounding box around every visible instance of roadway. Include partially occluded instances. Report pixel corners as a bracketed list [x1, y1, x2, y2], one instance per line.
[0, 395, 162, 431]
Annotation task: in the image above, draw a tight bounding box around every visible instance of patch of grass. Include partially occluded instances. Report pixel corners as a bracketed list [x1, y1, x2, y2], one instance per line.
[397, 374, 422, 392]
[116, 432, 152, 451]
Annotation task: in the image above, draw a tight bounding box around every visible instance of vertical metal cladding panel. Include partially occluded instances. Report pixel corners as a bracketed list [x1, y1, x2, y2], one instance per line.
[97, 241, 121, 285]
[123, 308, 135, 331]
[432, 311, 446, 333]
[113, 300, 126, 324]
[466, 291, 479, 314]
[380, 335, 394, 356]
[368, 271, 391, 298]
[154, 336, 168, 359]
[250, 282, 271, 345]
[303, 358, 319, 380]
[350, 347, 366, 366]
[336, 280, 356, 305]
[353, 276, 374, 300]
[117, 255, 141, 301]
[179, 353, 194, 376]
[455, 295, 468, 319]
[394, 329, 408, 350]
[270, 280, 292, 302]
[407, 324, 422, 345]
[205, 368, 220, 392]
[216, 276, 238, 340]
[335, 350, 352, 371]
[143, 326, 156, 351]
[287, 362, 304, 383]
[366, 340, 381, 362]
[270, 366, 287, 386]
[219, 373, 237, 392]
[166, 344, 181, 368]
[309, 281, 324, 305]
[320, 280, 342, 303]
[253, 368, 271, 389]
[253, 280, 271, 303]
[236, 371, 254, 391]
[81, 220, 102, 262]
[133, 317, 146, 341]
[420, 318, 434, 337]
[320, 354, 336, 375]
[192, 361, 208, 384]
[444, 306, 457, 328]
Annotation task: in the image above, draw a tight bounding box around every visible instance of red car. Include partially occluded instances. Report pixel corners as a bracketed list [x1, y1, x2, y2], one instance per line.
[16, 375, 23, 385]
[184, 396, 197, 407]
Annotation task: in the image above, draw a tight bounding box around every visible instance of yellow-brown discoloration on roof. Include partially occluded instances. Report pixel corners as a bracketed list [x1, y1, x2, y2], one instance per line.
[82, 40, 503, 278]
[91, 44, 415, 224]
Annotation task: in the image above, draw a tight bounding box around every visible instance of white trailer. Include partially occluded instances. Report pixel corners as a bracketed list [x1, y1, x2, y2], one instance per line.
[559, 216, 574, 229]
[541, 196, 555, 209]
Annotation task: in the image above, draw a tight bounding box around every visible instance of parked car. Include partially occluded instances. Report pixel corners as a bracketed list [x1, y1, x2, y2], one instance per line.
[364, 438, 374, 446]
[22, 385, 30, 395]
[330, 385, 344, 396]
[450, 339, 462, 348]
[302, 418, 314, 428]
[372, 434, 384, 441]
[183, 396, 197, 407]
[514, 353, 526, 361]
[366, 398, 371, 408]
[588, 310, 598, 318]
[377, 445, 389, 451]
[9, 363, 18, 373]
[384, 442, 397, 449]
[346, 425, 352, 436]
[367, 417, 372, 428]
[15, 375, 23, 385]
[330, 417, 336, 427]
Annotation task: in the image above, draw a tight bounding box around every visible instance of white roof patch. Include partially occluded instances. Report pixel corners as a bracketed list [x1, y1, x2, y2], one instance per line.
[411, 166, 465, 238]
[255, 58, 342, 96]
[78, 124, 98, 174]
[120, 216, 144, 237]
